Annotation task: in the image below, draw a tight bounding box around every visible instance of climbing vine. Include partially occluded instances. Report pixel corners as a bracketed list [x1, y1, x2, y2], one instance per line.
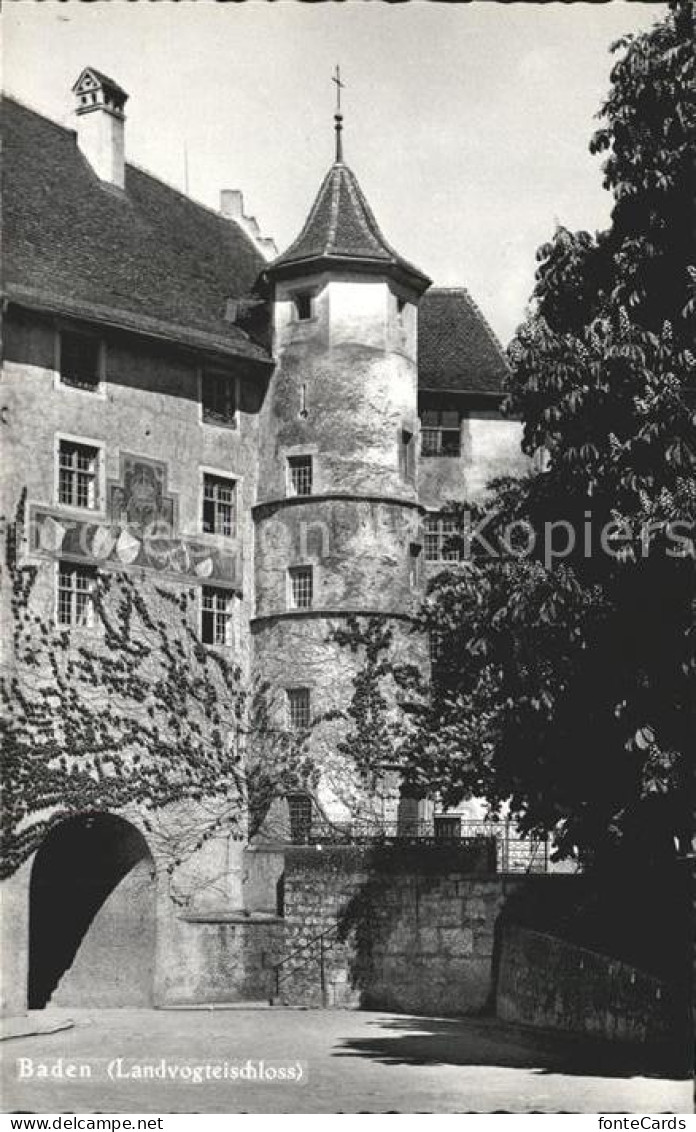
[329, 615, 416, 790]
[0, 493, 314, 884]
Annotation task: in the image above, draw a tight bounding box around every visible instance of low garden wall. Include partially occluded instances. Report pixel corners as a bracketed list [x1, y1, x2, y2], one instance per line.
[496, 924, 678, 1045]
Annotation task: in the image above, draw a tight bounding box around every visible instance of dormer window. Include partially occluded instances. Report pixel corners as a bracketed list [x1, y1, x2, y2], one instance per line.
[293, 292, 313, 322]
[59, 330, 102, 392]
[201, 369, 238, 428]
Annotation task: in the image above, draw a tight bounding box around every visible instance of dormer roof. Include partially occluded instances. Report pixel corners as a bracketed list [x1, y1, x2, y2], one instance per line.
[72, 67, 129, 101]
[267, 161, 431, 294]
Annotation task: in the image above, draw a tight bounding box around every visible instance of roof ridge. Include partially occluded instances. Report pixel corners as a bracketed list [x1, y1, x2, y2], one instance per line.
[326, 165, 342, 255]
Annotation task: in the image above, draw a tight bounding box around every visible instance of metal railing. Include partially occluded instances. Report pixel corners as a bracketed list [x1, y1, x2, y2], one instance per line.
[269, 922, 340, 1006]
[287, 816, 549, 873]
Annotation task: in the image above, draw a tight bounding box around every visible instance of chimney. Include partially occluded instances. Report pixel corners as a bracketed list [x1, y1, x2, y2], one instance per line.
[220, 190, 244, 220]
[72, 67, 128, 189]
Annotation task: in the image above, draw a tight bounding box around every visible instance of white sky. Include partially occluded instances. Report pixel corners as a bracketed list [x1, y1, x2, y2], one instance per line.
[3, 0, 663, 343]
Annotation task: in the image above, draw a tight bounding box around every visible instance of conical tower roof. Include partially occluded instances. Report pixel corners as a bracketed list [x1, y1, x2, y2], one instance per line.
[267, 160, 431, 294]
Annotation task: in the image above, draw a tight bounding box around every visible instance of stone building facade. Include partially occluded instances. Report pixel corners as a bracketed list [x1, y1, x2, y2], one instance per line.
[1, 69, 528, 1010]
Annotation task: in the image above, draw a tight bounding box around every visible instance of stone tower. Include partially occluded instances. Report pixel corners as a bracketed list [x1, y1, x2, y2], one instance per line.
[252, 116, 431, 826]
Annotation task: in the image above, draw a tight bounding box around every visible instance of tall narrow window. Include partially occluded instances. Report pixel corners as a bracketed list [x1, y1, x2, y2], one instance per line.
[409, 542, 423, 589]
[58, 440, 100, 510]
[202, 474, 236, 536]
[287, 688, 311, 731]
[202, 370, 237, 427]
[293, 292, 312, 321]
[289, 566, 313, 609]
[420, 408, 461, 457]
[201, 586, 235, 646]
[424, 514, 462, 562]
[57, 563, 96, 628]
[399, 428, 415, 481]
[288, 793, 313, 843]
[59, 331, 101, 391]
[288, 455, 313, 497]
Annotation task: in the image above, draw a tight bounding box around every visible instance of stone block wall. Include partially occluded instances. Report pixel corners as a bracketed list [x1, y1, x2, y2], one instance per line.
[496, 924, 679, 1044]
[275, 843, 515, 1015]
[158, 914, 284, 1006]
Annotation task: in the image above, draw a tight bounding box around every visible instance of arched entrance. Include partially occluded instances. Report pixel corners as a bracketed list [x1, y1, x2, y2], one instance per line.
[29, 813, 155, 1009]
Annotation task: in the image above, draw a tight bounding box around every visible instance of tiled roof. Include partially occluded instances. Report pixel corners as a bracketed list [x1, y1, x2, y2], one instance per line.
[417, 287, 510, 395]
[268, 162, 430, 293]
[2, 96, 271, 364]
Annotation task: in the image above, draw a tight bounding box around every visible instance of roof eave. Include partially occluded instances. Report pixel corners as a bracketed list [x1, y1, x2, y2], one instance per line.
[3, 285, 274, 370]
[265, 253, 431, 295]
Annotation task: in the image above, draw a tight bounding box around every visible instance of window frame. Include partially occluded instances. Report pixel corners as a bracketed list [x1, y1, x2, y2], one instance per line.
[288, 565, 313, 610]
[200, 469, 238, 538]
[200, 585, 236, 648]
[420, 408, 462, 458]
[54, 433, 106, 515]
[199, 367, 240, 430]
[287, 454, 314, 498]
[286, 687, 312, 731]
[288, 792, 313, 843]
[292, 292, 314, 322]
[55, 560, 97, 630]
[424, 513, 462, 563]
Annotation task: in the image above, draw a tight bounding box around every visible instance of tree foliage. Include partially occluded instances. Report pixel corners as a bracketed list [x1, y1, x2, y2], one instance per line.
[401, 0, 695, 866]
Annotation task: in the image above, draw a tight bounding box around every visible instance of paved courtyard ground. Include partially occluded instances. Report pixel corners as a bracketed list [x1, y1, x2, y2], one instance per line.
[1, 1007, 691, 1115]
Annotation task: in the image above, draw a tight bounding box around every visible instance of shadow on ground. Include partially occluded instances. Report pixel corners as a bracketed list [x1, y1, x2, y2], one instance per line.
[332, 1014, 691, 1081]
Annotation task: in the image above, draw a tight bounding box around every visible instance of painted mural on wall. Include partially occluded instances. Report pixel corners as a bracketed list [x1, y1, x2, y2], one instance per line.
[29, 453, 240, 589]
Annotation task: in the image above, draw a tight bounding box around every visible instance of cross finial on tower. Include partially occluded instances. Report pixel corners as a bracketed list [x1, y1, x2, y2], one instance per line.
[332, 65, 345, 163]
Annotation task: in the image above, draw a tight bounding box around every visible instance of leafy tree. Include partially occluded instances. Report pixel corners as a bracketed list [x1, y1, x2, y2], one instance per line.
[0, 495, 313, 886]
[401, 0, 695, 869]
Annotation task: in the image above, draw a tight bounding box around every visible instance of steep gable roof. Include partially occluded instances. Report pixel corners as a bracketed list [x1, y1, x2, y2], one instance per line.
[268, 162, 430, 293]
[417, 287, 510, 396]
[2, 96, 270, 364]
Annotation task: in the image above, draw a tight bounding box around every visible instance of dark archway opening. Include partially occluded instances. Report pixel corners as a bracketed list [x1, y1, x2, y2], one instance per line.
[29, 813, 152, 1009]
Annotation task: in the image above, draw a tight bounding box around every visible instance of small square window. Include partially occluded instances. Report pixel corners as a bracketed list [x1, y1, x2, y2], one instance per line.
[424, 514, 462, 562]
[288, 455, 313, 497]
[289, 566, 313, 610]
[57, 562, 96, 628]
[58, 440, 100, 510]
[287, 688, 311, 731]
[294, 293, 313, 321]
[60, 331, 101, 391]
[202, 370, 237, 427]
[435, 816, 462, 842]
[202, 474, 236, 536]
[201, 586, 235, 646]
[420, 407, 461, 457]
